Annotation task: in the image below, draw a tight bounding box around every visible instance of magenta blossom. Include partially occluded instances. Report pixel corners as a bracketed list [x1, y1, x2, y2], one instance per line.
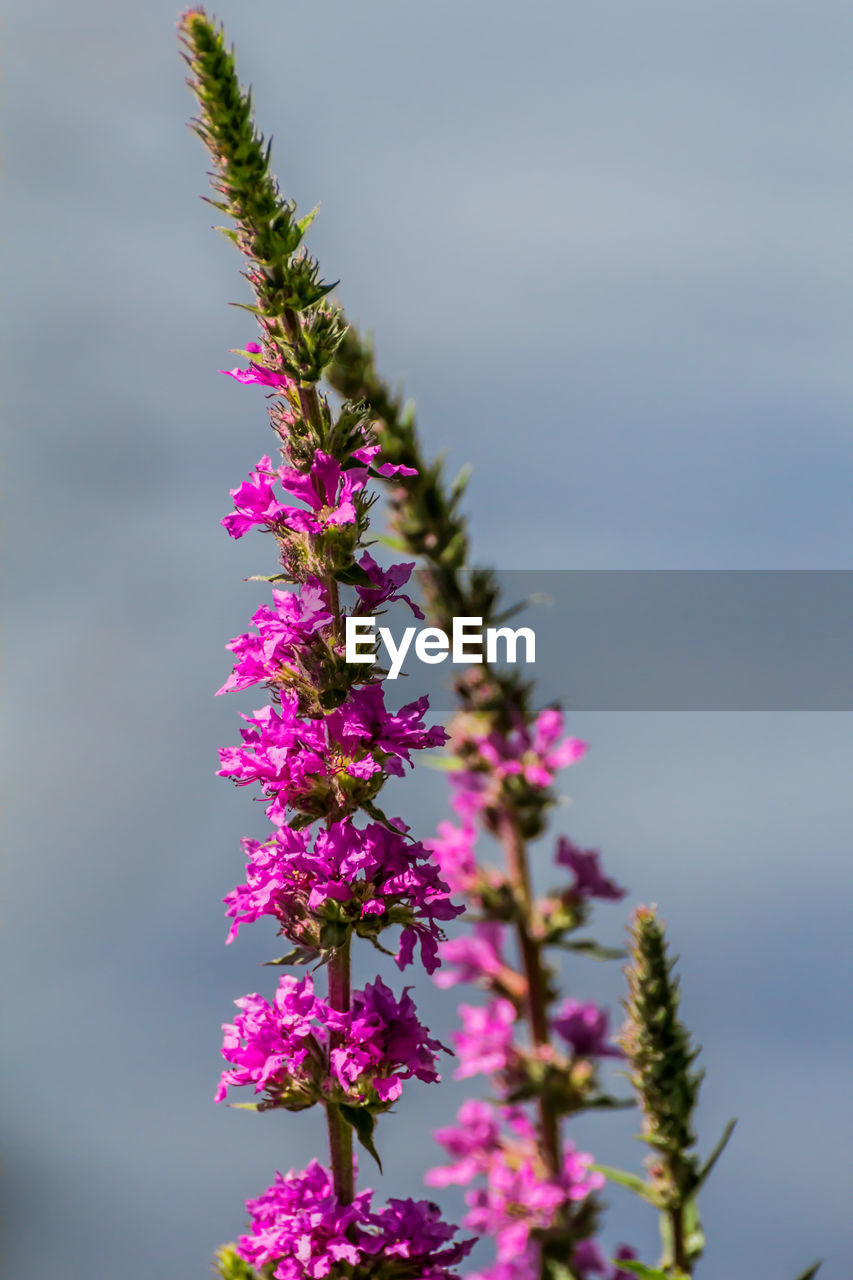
[434, 922, 508, 990]
[223, 818, 462, 973]
[222, 455, 290, 539]
[552, 998, 622, 1059]
[219, 342, 293, 391]
[428, 1100, 604, 1276]
[425, 820, 479, 895]
[327, 685, 448, 776]
[218, 581, 333, 694]
[217, 973, 448, 1108]
[351, 442, 419, 479]
[324, 977, 450, 1102]
[237, 1161, 474, 1280]
[452, 999, 516, 1079]
[353, 551, 425, 619]
[277, 449, 367, 533]
[556, 837, 627, 902]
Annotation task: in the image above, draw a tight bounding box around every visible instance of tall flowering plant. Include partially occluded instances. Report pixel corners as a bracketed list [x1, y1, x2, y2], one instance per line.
[180, 12, 473, 1277]
[179, 12, 823, 1280]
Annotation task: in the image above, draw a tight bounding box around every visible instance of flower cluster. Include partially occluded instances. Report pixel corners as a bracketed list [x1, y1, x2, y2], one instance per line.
[421, 692, 631, 1274]
[238, 1162, 473, 1280]
[427, 1100, 633, 1280]
[223, 816, 461, 972]
[181, 18, 475, 1267]
[205, 317, 471, 1266]
[217, 974, 449, 1108]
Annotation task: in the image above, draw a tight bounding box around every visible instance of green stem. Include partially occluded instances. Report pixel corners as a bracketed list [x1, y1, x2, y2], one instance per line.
[501, 814, 560, 1178]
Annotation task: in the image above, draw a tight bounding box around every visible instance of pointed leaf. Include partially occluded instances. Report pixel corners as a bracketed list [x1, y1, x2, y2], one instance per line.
[556, 937, 627, 961]
[339, 1103, 383, 1172]
[418, 754, 465, 772]
[592, 1164, 659, 1204]
[793, 1264, 822, 1280]
[695, 1117, 737, 1191]
[263, 946, 319, 967]
[585, 1094, 636, 1110]
[334, 562, 375, 587]
[613, 1263, 670, 1280]
[296, 204, 320, 236]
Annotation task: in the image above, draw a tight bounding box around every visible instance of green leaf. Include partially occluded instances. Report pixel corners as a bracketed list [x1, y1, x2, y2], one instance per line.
[214, 1243, 262, 1279]
[792, 1263, 822, 1280]
[585, 1094, 636, 1111]
[245, 572, 292, 583]
[374, 533, 410, 552]
[339, 1103, 383, 1172]
[555, 937, 627, 961]
[613, 1262, 670, 1280]
[334, 562, 375, 587]
[296, 204, 320, 236]
[695, 1117, 737, 1191]
[227, 1102, 262, 1111]
[417, 754, 465, 772]
[263, 945, 319, 967]
[361, 799, 411, 836]
[592, 1164, 658, 1204]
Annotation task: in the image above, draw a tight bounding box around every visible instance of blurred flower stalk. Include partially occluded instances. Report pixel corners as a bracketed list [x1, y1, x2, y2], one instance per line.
[179, 11, 821, 1280]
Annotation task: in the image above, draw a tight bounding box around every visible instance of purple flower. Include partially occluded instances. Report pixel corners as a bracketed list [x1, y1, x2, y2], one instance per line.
[452, 999, 517, 1079]
[351, 442, 419, 479]
[571, 1241, 638, 1279]
[219, 344, 293, 391]
[222, 455, 289, 539]
[425, 821, 479, 895]
[277, 450, 367, 533]
[236, 1161, 473, 1280]
[218, 582, 333, 694]
[428, 1101, 603, 1275]
[327, 685, 448, 776]
[434, 922, 508, 990]
[216, 973, 322, 1106]
[556, 838, 627, 902]
[223, 819, 463, 974]
[217, 972, 449, 1108]
[354, 551, 425, 618]
[552, 998, 622, 1058]
[324, 977, 450, 1102]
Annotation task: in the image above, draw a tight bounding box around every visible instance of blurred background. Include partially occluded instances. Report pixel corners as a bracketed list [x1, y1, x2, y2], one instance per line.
[3, 1, 852, 1276]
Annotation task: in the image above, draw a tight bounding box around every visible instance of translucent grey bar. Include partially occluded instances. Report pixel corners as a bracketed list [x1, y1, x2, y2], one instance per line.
[375, 571, 853, 711]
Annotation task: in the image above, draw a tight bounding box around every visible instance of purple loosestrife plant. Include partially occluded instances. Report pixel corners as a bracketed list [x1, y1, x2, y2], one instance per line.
[180, 12, 473, 1278]
[177, 13, 824, 1280]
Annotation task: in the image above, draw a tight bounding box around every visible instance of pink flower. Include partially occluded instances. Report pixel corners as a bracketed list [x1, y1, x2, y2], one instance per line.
[278, 450, 367, 533]
[453, 999, 516, 1078]
[351, 442, 418, 478]
[219, 343, 293, 390]
[354, 551, 425, 618]
[222, 455, 289, 539]
[434, 922, 507, 989]
[217, 973, 448, 1108]
[425, 821, 479, 895]
[552, 999, 622, 1058]
[236, 1162, 473, 1280]
[556, 838, 627, 902]
[218, 581, 332, 694]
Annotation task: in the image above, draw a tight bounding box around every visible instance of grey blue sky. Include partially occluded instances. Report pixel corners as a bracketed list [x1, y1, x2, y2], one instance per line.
[3, 2, 852, 1278]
